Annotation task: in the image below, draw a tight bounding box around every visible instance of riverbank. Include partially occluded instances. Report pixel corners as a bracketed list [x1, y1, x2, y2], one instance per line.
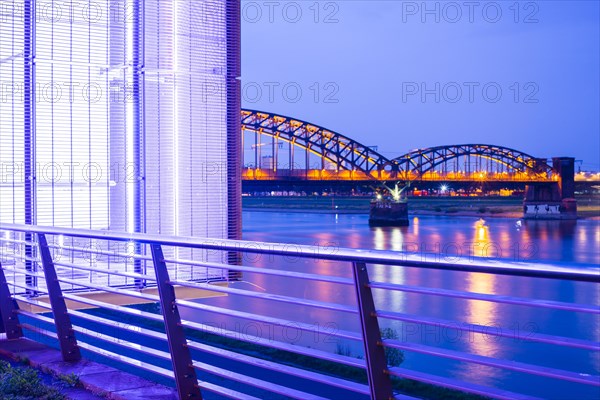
[242, 195, 600, 219]
[0, 353, 100, 400]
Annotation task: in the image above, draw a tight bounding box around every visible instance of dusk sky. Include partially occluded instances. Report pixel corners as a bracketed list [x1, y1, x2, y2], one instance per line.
[242, 1, 600, 171]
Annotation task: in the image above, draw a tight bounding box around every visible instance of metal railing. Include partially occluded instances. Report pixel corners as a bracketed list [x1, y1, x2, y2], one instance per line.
[0, 223, 599, 400]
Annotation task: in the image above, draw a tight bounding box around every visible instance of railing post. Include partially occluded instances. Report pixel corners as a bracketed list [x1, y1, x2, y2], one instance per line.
[25, 233, 38, 296]
[0, 262, 23, 339]
[133, 243, 146, 289]
[38, 233, 81, 361]
[150, 244, 202, 399]
[352, 261, 393, 400]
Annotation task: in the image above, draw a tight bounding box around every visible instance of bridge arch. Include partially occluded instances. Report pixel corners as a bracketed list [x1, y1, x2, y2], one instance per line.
[393, 144, 554, 181]
[241, 109, 393, 179]
[241, 110, 555, 182]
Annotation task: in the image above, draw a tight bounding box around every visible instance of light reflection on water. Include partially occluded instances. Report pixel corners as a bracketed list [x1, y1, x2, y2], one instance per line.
[182, 212, 599, 399]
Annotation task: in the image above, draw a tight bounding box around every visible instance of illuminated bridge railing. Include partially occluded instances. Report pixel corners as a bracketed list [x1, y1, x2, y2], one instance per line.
[0, 224, 599, 400]
[242, 168, 556, 182]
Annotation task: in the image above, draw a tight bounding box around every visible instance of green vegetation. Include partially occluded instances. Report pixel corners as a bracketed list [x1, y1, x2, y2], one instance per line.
[57, 373, 80, 388]
[380, 327, 404, 367]
[18, 356, 30, 366]
[0, 361, 66, 400]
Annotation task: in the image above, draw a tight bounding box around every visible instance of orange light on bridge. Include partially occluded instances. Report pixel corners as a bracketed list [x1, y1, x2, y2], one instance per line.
[242, 168, 276, 180]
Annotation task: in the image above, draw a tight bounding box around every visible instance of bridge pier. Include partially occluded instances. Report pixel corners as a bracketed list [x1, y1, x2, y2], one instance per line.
[523, 157, 577, 220]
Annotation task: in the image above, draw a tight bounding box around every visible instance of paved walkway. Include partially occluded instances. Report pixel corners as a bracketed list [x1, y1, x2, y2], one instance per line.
[0, 337, 177, 400]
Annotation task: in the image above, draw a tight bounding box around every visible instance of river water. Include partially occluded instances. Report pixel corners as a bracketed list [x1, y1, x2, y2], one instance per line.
[187, 211, 600, 399]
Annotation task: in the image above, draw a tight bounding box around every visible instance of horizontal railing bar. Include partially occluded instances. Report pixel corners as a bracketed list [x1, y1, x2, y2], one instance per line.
[1, 254, 40, 264]
[15, 296, 52, 311]
[0, 238, 37, 246]
[175, 298, 362, 342]
[0, 266, 46, 279]
[384, 339, 600, 386]
[165, 258, 354, 286]
[11, 282, 48, 295]
[47, 244, 153, 261]
[62, 293, 165, 323]
[369, 282, 600, 314]
[378, 310, 600, 351]
[0, 267, 26, 277]
[20, 322, 59, 340]
[53, 260, 156, 282]
[67, 309, 167, 340]
[73, 324, 173, 362]
[76, 340, 176, 379]
[2, 266, 97, 292]
[388, 367, 542, 400]
[170, 279, 357, 314]
[192, 360, 328, 400]
[2, 267, 141, 301]
[180, 319, 366, 370]
[3, 223, 598, 282]
[7, 289, 31, 296]
[186, 341, 370, 395]
[394, 394, 421, 400]
[199, 381, 262, 400]
[56, 276, 159, 302]
[18, 310, 55, 325]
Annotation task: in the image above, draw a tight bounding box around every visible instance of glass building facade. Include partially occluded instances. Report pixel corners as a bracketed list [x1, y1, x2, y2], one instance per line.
[1, 1, 241, 284]
[0, 1, 241, 250]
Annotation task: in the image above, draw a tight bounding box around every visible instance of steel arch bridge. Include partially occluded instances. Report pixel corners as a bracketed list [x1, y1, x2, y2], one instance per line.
[392, 144, 553, 182]
[241, 109, 392, 180]
[241, 109, 555, 182]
